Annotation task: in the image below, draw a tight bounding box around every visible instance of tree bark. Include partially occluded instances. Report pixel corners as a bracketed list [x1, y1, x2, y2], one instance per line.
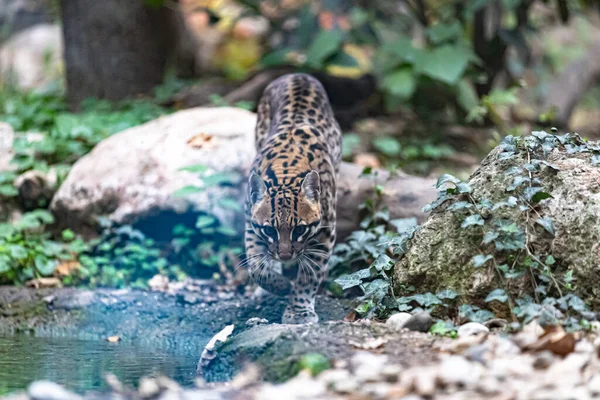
[59, 0, 174, 109]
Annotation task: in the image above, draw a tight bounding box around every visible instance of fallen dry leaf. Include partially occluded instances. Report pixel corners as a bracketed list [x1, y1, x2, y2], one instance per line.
[26, 277, 61, 289]
[344, 310, 358, 322]
[187, 132, 216, 149]
[55, 260, 80, 277]
[107, 336, 120, 343]
[349, 337, 388, 350]
[527, 325, 576, 356]
[199, 324, 235, 371]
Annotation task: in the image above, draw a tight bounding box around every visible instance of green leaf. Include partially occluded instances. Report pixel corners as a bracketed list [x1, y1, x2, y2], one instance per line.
[0, 184, 18, 197]
[196, 215, 216, 229]
[381, 67, 416, 99]
[417, 45, 470, 85]
[506, 176, 530, 191]
[436, 174, 461, 188]
[412, 292, 442, 307]
[306, 29, 344, 69]
[472, 254, 493, 267]
[485, 289, 508, 303]
[531, 191, 552, 203]
[62, 229, 75, 241]
[298, 353, 330, 377]
[461, 214, 484, 228]
[173, 185, 203, 197]
[216, 226, 238, 236]
[389, 217, 418, 233]
[535, 217, 555, 236]
[457, 79, 480, 113]
[482, 231, 499, 244]
[427, 22, 462, 44]
[8, 244, 28, 259]
[447, 201, 472, 212]
[179, 164, 209, 173]
[372, 136, 401, 157]
[436, 289, 459, 300]
[371, 254, 394, 271]
[0, 256, 10, 273]
[335, 274, 362, 290]
[34, 255, 57, 276]
[456, 182, 472, 193]
[0, 223, 16, 238]
[218, 198, 242, 212]
[261, 49, 292, 67]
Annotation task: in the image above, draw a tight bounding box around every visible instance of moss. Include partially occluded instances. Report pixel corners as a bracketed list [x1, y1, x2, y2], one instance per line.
[393, 133, 600, 309]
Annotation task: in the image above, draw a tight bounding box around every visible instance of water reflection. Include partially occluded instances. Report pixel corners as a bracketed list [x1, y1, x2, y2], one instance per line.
[0, 335, 198, 394]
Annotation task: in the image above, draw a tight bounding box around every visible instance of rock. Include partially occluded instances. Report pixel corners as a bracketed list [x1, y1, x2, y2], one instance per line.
[138, 377, 161, 399]
[0, 24, 63, 90]
[532, 350, 555, 370]
[0, 122, 14, 172]
[386, 312, 412, 331]
[438, 355, 481, 387]
[245, 317, 269, 327]
[51, 107, 257, 238]
[402, 311, 434, 333]
[28, 380, 81, 400]
[51, 107, 436, 240]
[393, 132, 600, 309]
[199, 321, 437, 383]
[458, 322, 490, 338]
[14, 168, 57, 210]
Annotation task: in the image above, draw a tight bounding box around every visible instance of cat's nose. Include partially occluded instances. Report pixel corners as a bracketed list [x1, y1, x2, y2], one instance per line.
[279, 251, 292, 260]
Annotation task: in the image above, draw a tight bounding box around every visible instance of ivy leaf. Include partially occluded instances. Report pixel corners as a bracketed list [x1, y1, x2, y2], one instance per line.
[195, 215, 216, 229]
[362, 279, 390, 300]
[506, 176, 530, 191]
[0, 224, 16, 238]
[389, 217, 418, 233]
[436, 289, 459, 300]
[371, 254, 394, 272]
[9, 245, 28, 259]
[592, 155, 600, 166]
[34, 255, 58, 276]
[461, 214, 484, 228]
[482, 231, 499, 244]
[523, 186, 546, 202]
[456, 182, 472, 194]
[485, 289, 508, 303]
[334, 274, 362, 290]
[435, 174, 461, 188]
[0, 184, 18, 197]
[535, 217, 555, 236]
[447, 201, 472, 212]
[412, 292, 442, 307]
[179, 164, 209, 173]
[173, 185, 203, 197]
[373, 137, 401, 157]
[218, 198, 242, 212]
[472, 254, 493, 267]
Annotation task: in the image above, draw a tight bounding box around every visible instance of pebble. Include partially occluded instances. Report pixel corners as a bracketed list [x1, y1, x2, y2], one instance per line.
[28, 381, 81, 400]
[438, 356, 481, 387]
[352, 352, 389, 382]
[386, 312, 412, 331]
[457, 322, 489, 338]
[532, 350, 555, 369]
[402, 311, 434, 333]
[138, 377, 160, 398]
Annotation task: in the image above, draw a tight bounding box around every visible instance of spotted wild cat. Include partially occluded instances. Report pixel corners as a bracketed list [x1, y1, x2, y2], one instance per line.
[244, 73, 342, 324]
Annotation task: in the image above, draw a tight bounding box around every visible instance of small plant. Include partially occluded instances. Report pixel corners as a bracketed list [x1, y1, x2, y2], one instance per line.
[0, 210, 83, 284]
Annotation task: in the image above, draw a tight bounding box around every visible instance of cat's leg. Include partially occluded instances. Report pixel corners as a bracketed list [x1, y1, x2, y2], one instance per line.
[245, 228, 291, 296]
[282, 252, 328, 324]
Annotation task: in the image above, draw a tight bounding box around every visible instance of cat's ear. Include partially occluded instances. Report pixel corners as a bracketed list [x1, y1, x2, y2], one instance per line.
[249, 172, 267, 204]
[301, 170, 320, 203]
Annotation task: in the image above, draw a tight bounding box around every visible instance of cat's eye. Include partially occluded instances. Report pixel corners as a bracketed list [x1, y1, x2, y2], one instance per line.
[294, 225, 307, 236]
[263, 226, 277, 238]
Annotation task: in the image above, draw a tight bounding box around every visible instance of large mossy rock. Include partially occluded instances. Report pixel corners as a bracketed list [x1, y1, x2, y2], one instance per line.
[393, 132, 600, 310]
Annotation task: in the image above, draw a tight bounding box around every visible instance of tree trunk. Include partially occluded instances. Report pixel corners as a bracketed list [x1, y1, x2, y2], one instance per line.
[59, 0, 174, 109]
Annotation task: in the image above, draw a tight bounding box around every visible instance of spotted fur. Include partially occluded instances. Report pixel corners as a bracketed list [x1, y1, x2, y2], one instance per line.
[244, 73, 342, 324]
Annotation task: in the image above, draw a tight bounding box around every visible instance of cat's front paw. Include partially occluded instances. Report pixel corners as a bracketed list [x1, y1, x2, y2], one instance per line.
[282, 306, 319, 324]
